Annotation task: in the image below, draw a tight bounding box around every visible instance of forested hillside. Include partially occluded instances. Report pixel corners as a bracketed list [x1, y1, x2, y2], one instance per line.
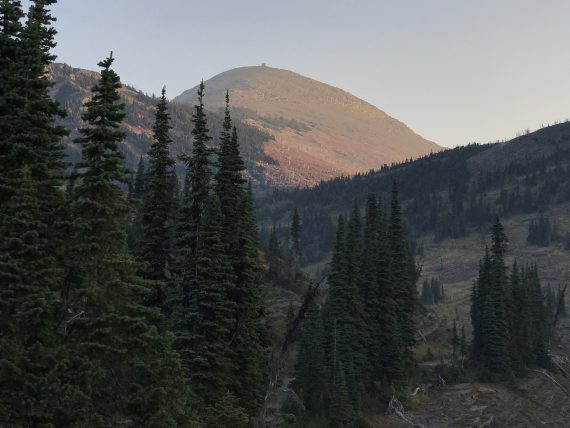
[257, 122, 570, 265]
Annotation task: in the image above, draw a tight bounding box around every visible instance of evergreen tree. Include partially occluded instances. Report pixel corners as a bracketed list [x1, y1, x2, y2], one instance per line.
[126, 156, 145, 250]
[328, 361, 352, 428]
[212, 94, 269, 414]
[524, 264, 550, 368]
[286, 301, 296, 333]
[451, 319, 459, 359]
[0, 0, 67, 204]
[229, 183, 269, 414]
[174, 80, 212, 283]
[421, 279, 433, 305]
[470, 248, 491, 362]
[368, 195, 404, 392]
[0, 2, 70, 423]
[173, 194, 237, 406]
[0, 167, 65, 424]
[361, 194, 381, 384]
[295, 302, 327, 414]
[480, 296, 510, 378]
[470, 220, 551, 379]
[388, 182, 417, 367]
[471, 222, 512, 378]
[323, 211, 366, 412]
[205, 392, 249, 428]
[131, 155, 146, 200]
[291, 207, 302, 258]
[68, 54, 189, 425]
[460, 325, 467, 359]
[139, 87, 177, 307]
[485, 219, 511, 377]
[266, 224, 283, 285]
[0, 1, 25, 201]
[214, 90, 245, 262]
[509, 261, 526, 374]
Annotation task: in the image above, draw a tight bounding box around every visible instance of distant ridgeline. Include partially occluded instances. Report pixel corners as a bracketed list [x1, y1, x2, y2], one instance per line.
[256, 122, 570, 264]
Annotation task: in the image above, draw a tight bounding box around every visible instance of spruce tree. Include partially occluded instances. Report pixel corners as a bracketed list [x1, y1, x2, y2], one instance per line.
[388, 182, 417, 367]
[172, 81, 213, 349]
[0, 0, 67, 203]
[451, 319, 459, 359]
[131, 155, 146, 200]
[0, 167, 64, 424]
[0, 1, 25, 199]
[295, 301, 327, 414]
[291, 207, 302, 258]
[421, 279, 433, 305]
[470, 248, 491, 362]
[0, 2, 70, 423]
[324, 212, 366, 412]
[205, 392, 249, 428]
[229, 183, 269, 415]
[139, 87, 177, 307]
[485, 219, 511, 377]
[328, 361, 352, 428]
[480, 296, 510, 378]
[525, 264, 550, 368]
[509, 261, 526, 374]
[184, 80, 211, 261]
[361, 194, 381, 385]
[173, 194, 237, 407]
[212, 97, 268, 414]
[373, 199, 404, 389]
[214, 91, 245, 261]
[67, 54, 189, 425]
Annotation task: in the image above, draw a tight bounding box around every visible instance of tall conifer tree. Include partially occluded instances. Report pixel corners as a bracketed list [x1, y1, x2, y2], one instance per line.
[173, 194, 237, 407]
[295, 302, 327, 414]
[388, 182, 417, 367]
[229, 183, 269, 414]
[67, 54, 189, 425]
[139, 87, 177, 307]
[291, 207, 302, 258]
[0, 2, 70, 422]
[172, 81, 212, 328]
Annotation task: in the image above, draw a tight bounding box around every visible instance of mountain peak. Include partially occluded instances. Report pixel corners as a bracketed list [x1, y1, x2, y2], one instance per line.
[174, 66, 440, 187]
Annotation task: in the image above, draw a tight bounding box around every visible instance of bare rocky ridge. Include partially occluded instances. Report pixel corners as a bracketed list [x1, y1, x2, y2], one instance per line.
[174, 65, 441, 187]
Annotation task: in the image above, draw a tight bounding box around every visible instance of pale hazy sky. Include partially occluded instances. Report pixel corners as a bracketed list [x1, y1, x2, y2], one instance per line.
[32, 0, 570, 147]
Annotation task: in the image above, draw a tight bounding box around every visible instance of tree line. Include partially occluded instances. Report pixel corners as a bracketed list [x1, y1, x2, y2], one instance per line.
[0, 1, 267, 426]
[292, 188, 419, 427]
[470, 219, 552, 379]
[257, 127, 570, 261]
[420, 277, 444, 305]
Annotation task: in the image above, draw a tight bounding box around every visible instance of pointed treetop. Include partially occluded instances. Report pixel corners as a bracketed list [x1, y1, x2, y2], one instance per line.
[98, 51, 114, 69]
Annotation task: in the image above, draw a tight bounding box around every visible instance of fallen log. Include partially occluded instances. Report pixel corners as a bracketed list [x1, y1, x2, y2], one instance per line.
[529, 369, 569, 396]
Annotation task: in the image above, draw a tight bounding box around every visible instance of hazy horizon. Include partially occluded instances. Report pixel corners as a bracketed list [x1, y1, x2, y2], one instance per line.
[28, 0, 570, 148]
